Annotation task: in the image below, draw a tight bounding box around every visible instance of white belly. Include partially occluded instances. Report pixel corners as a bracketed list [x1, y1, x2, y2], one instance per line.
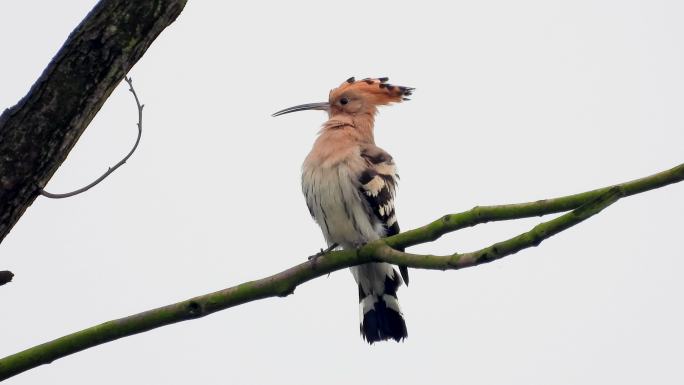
[302, 163, 384, 248]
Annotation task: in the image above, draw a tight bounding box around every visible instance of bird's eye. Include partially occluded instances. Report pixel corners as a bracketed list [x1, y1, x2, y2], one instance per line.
[339, 97, 349, 105]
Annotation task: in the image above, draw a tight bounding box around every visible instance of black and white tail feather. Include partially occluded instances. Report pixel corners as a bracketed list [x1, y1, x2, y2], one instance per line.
[356, 265, 407, 343]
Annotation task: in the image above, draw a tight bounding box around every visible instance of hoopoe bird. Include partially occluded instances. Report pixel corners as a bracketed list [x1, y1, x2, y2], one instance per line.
[273, 77, 414, 343]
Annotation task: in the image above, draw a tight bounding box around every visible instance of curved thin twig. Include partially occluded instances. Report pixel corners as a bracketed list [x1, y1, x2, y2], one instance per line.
[39, 77, 144, 199]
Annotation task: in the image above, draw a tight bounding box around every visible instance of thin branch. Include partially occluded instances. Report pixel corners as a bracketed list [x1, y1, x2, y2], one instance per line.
[383, 162, 684, 250]
[0, 271, 14, 287]
[373, 186, 624, 270]
[0, 164, 682, 381]
[39, 77, 144, 199]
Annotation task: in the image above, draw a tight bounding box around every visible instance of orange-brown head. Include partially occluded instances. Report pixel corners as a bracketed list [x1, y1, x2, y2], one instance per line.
[272, 77, 413, 118]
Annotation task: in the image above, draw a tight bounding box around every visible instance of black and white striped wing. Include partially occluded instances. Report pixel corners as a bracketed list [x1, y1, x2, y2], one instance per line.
[358, 146, 409, 285]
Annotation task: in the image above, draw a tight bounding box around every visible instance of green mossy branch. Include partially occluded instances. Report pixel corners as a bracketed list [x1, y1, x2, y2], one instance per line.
[384, 162, 684, 250]
[376, 186, 625, 270]
[1, 164, 682, 381]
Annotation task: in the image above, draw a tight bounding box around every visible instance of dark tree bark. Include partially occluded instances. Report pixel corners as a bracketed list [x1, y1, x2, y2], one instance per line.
[0, 0, 187, 244]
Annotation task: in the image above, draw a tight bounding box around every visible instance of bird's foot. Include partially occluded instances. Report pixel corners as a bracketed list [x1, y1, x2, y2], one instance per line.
[308, 243, 339, 261]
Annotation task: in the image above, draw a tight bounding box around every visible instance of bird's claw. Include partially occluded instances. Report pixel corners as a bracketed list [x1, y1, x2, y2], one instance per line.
[308, 243, 339, 261]
[308, 249, 325, 261]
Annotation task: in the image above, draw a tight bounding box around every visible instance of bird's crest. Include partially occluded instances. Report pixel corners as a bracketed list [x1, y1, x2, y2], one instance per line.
[330, 77, 414, 106]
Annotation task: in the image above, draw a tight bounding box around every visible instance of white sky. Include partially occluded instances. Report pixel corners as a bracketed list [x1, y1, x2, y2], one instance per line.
[1, 1, 683, 384]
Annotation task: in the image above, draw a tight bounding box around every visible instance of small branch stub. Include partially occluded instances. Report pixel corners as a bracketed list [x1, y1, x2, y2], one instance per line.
[0, 271, 14, 286]
[39, 76, 144, 199]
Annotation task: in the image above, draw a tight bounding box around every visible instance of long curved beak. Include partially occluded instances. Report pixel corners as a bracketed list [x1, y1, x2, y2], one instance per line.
[272, 102, 329, 117]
